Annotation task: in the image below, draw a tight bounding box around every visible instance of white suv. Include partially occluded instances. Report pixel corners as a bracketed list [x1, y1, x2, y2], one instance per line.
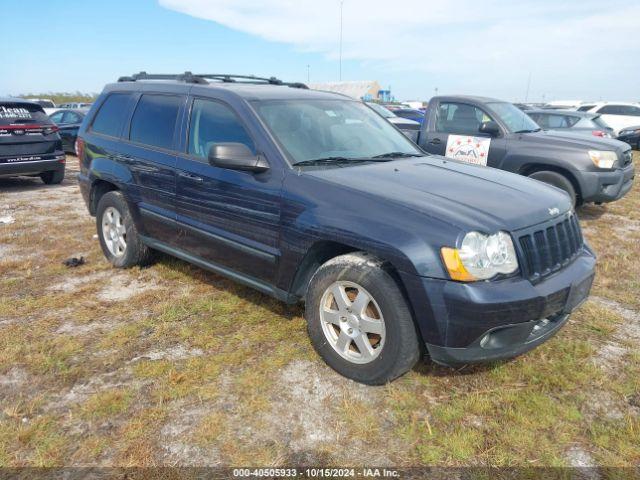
[576, 102, 640, 136]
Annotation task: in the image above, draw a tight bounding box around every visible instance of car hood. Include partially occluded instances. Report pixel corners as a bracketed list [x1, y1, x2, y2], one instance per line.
[304, 155, 572, 232]
[519, 130, 630, 154]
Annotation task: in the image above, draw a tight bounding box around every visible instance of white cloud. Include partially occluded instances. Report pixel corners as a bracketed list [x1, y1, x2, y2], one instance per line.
[159, 0, 640, 98]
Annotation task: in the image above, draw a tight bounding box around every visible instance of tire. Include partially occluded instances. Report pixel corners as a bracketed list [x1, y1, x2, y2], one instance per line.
[528, 170, 577, 207]
[96, 191, 153, 268]
[305, 252, 421, 385]
[40, 169, 65, 185]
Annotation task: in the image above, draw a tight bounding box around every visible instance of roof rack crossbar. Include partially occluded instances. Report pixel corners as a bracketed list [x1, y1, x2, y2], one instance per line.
[118, 72, 308, 89]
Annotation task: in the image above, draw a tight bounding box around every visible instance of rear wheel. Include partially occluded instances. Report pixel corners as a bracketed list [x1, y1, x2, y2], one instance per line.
[305, 252, 421, 385]
[528, 170, 577, 207]
[40, 169, 65, 185]
[96, 191, 153, 268]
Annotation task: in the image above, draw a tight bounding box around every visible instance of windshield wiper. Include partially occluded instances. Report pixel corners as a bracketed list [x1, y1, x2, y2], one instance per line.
[514, 128, 541, 133]
[371, 151, 424, 159]
[293, 156, 391, 167]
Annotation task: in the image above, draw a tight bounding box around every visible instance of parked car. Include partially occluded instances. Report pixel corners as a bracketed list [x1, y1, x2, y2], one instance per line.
[77, 72, 596, 384]
[526, 110, 614, 138]
[391, 108, 424, 123]
[543, 100, 584, 110]
[25, 98, 58, 115]
[366, 102, 421, 141]
[49, 108, 88, 153]
[418, 96, 634, 207]
[0, 98, 66, 184]
[575, 102, 640, 136]
[617, 126, 640, 149]
[58, 102, 93, 109]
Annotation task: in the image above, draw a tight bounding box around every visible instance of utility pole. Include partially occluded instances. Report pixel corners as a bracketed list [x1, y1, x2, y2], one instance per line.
[307, 64, 310, 83]
[524, 71, 532, 102]
[339, 0, 344, 81]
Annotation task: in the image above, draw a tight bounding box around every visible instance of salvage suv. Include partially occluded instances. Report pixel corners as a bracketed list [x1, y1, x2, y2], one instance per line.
[0, 98, 66, 184]
[77, 73, 596, 384]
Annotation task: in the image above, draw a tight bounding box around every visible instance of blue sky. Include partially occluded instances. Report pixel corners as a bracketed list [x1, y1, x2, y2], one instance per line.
[1, 0, 638, 102]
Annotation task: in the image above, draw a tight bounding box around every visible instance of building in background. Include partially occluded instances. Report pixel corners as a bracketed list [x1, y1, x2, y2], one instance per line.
[309, 81, 392, 101]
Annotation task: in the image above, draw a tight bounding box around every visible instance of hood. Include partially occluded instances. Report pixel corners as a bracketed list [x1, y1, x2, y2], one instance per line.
[388, 116, 420, 127]
[305, 155, 572, 232]
[520, 130, 630, 154]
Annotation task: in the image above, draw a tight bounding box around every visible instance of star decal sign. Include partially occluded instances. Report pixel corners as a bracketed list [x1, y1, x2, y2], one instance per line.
[445, 135, 491, 166]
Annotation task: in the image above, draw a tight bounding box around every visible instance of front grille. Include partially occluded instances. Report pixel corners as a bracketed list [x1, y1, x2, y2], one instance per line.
[518, 213, 583, 283]
[622, 150, 633, 167]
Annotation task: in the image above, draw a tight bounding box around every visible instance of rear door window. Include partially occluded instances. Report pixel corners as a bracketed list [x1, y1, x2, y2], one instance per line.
[62, 111, 82, 124]
[598, 105, 624, 115]
[91, 93, 134, 137]
[129, 94, 182, 150]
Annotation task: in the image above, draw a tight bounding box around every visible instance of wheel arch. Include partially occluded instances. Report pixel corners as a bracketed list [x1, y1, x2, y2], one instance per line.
[518, 163, 583, 204]
[89, 179, 119, 215]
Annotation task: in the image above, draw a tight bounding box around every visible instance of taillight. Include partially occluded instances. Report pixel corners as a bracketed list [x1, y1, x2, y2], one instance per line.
[75, 138, 85, 159]
[592, 130, 606, 137]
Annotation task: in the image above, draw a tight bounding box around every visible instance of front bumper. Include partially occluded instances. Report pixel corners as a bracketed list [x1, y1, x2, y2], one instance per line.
[0, 153, 65, 177]
[578, 162, 635, 203]
[401, 247, 596, 366]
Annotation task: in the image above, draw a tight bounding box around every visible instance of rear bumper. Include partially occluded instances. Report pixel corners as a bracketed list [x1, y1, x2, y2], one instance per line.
[578, 163, 635, 203]
[0, 154, 65, 177]
[402, 247, 596, 366]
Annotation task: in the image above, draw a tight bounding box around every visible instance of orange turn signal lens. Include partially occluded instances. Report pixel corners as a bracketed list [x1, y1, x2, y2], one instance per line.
[441, 247, 476, 282]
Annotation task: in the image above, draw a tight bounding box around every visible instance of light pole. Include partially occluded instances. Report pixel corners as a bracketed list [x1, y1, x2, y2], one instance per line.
[307, 64, 310, 83]
[339, 0, 344, 81]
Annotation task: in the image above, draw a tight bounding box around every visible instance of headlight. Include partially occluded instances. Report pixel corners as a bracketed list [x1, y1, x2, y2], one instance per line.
[588, 150, 617, 169]
[441, 231, 518, 282]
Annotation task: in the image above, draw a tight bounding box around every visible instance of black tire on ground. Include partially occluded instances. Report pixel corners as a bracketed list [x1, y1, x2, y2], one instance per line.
[305, 252, 421, 385]
[528, 170, 577, 207]
[40, 169, 65, 185]
[96, 191, 154, 268]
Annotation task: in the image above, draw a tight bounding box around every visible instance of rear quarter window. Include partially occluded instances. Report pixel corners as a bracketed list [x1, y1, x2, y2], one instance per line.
[91, 93, 134, 137]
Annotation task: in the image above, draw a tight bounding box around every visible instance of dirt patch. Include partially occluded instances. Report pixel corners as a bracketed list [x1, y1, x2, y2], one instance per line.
[97, 274, 159, 302]
[130, 345, 204, 363]
[48, 271, 111, 293]
[590, 296, 640, 371]
[565, 446, 599, 479]
[158, 402, 222, 466]
[56, 320, 120, 336]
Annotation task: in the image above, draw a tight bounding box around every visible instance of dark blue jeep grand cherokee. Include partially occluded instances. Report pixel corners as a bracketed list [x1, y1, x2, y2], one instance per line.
[77, 72, 596, 384]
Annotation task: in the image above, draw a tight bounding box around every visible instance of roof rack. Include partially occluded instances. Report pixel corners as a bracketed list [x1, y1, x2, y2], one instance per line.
[117, 71, 308, 89]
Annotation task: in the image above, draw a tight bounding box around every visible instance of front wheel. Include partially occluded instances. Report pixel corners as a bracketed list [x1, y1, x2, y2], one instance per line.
[528, 170, 577, 207]
[305, 252, 421, 385]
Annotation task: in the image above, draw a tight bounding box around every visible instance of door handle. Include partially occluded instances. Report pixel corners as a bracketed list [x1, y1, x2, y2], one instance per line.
[429, 138, 442, 145]
[179, 172, 203, 183]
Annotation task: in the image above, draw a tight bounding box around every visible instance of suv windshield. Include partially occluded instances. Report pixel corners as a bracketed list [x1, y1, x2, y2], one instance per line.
[487, 102, 540, 133]
[254, 100, 422, 165]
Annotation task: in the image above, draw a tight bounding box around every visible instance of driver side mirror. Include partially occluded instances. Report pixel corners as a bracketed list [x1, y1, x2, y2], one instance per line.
[208, 143, 269, 173]
[479, 121, 501, 137]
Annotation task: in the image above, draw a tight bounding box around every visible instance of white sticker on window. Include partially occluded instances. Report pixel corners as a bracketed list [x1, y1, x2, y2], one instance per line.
[445, 135, 490, 166]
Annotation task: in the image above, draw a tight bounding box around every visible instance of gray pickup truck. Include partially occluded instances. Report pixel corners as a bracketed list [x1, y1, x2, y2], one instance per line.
[418, 96, 635, 206]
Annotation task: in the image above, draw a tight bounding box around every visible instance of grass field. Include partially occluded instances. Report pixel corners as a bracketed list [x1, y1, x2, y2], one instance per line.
[0, 154, 638, 468]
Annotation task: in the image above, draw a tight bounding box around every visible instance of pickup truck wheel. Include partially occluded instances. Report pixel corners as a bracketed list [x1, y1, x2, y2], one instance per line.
[528, 171, 577, 207]
[40, 169, 65, 185]
[305, 252, 420, 385]
[96, 191, 153, 268]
